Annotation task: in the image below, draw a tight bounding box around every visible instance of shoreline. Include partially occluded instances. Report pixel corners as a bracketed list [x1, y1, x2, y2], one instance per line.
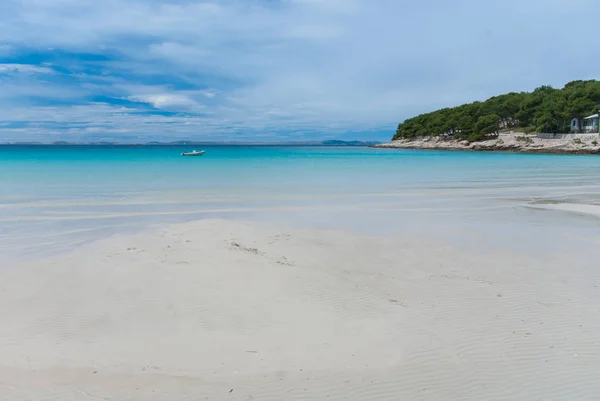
[374, 133, 600, 154]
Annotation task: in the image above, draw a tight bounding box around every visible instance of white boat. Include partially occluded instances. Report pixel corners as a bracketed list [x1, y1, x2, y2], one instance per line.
[181, 150, 205, 156]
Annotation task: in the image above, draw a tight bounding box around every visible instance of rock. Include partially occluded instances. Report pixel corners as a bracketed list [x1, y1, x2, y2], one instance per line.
[374, 134, 600, 154]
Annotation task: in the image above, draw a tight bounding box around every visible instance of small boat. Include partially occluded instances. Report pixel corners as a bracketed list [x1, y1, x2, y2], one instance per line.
[181, 150, 205, 157]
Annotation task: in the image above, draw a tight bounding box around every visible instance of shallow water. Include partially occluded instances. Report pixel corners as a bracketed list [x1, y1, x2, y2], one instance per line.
[2, 145, 600, 261]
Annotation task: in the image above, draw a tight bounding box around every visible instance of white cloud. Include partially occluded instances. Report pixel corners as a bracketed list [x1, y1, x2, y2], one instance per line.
[201, 90, 217, 98]
[1, 0, 599, 141]
[0, 63, 54, 74]
[0, 44, 12, 56]
[128, 93, 198, 109]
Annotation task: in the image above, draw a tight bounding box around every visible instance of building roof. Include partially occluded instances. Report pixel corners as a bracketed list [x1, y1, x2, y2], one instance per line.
[583, 113, 599, 120]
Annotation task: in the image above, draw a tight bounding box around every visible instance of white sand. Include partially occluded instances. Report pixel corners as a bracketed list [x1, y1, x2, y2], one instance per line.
[1, 219, 600, 400]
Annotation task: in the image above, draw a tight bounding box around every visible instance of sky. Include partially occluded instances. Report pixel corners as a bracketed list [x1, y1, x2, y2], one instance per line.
[1, 0, 599, 143]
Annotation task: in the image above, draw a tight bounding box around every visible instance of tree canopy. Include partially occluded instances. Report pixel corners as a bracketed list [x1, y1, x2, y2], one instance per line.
[393, 80, 600, 141]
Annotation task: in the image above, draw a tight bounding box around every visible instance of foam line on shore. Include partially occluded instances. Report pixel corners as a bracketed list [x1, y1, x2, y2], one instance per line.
[527, 201, 600, 218]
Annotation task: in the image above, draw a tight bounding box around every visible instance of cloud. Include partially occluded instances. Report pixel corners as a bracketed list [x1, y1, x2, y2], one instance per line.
[1, 0, 599, 142]
[127, 93, 198, 109]
[0, 63, 54, 74]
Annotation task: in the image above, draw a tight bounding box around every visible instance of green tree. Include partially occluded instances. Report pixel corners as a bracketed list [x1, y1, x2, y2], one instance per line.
[393, 80, 600, 141]
[475, 114, 500, 135]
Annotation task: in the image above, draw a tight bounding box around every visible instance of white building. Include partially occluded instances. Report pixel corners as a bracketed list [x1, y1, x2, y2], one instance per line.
[570, 112, 599, 133]
[582, 113, 599, 133]
[570, 117, 580, 131]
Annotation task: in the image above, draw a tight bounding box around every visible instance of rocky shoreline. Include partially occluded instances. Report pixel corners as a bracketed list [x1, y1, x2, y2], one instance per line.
[374, 133, 600, 154]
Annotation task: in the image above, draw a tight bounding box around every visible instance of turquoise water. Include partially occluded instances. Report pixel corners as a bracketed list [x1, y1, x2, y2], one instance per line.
[2, 145, 600, 261]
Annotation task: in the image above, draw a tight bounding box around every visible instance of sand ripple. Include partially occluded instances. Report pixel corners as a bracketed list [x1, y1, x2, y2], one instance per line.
[1, 219, 599, 400]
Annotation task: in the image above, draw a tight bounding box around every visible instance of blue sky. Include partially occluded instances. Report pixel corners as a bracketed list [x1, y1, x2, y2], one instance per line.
[1, 0, 599, 143]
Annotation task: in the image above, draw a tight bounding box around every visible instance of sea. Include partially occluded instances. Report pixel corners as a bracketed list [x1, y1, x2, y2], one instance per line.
[2, 145, 600, 263]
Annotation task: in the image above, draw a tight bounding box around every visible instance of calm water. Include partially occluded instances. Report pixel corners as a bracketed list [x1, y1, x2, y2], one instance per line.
[2, 145, 600, 261]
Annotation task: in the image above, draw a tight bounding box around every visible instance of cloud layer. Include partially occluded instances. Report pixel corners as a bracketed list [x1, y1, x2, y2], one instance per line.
[1, 0, 599, 142]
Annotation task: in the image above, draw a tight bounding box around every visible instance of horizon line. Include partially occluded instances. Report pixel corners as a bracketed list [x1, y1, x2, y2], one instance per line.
[0, 139, 382, 146]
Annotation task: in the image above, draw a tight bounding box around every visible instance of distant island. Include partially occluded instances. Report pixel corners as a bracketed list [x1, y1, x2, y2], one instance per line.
[1, 140, 381, 147]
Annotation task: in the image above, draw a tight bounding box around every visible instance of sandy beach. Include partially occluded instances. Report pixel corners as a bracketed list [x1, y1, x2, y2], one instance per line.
[4, 0, 600, 399]
[2, 218, 599, 400]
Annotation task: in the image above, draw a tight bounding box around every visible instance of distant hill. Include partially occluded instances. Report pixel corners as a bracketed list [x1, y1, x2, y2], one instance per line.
[393, 80, 600, 141]
[160, 140, 380, 146]
[321, 140, 380, 146]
